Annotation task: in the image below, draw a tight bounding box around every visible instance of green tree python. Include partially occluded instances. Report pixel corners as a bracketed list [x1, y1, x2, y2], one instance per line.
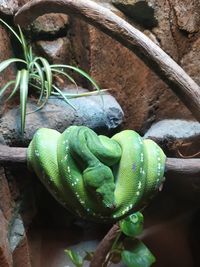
[28, 126, 166, 222]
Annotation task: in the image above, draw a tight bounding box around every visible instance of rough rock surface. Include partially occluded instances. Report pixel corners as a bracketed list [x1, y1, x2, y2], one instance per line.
[181, 37, 200, 86]
[0, 168, 13, 221]
[29, 13, 69, 38]
[11, 217, 31, 267]
[12, 236, 31, 267]
[0, 88, 124, 146]
[0, 168, 13, 267]
[0, 24, 16, 116]
[0, 167, 32, 267]
[87, 25, 192, 132]
[112, 0, 157, 28]
[173, 0, 200, 33]
[0, 209, 12, 267]
[0, 0, 18, 15]
[36, 37, 72, 64]
[82, 0, 199, 133]
[68, 18, 91, 87]
[144, 120, 200, 139]
[144, 119, 200, 157]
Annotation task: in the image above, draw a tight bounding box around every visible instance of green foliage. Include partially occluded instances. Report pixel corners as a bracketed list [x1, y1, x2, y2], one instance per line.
[0, 19, 102, 134]
[119, 212, 144, 237]
[65, 249, 94, 267]
[65, 249, 83, 267]
[121, 240, 156, 267]
[19, 69, 29, 133]
[65, 212, 156, 267]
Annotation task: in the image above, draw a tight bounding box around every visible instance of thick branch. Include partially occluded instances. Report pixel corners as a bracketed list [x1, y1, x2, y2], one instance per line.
[0, 146, 199, 176]
[0, 146, 27, 163]
[165, 158, 200, 175]
[90, 223, 120, 267]
[14, 0, 200, 121]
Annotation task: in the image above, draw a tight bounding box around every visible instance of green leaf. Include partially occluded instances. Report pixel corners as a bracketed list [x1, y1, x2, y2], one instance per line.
[0, 80, 15, 98]
[35, 57, 52, 98]
[121, 241, 156, 267]
[0, 19, 22, 44]
[51, 68, 78, 89]
[52, 85, 76, 110]
[51, 64, 100, 91]
[18, 25, 28, 61]
[29, 61, 45, 103]
[28, 79, 51, 114]
[51, 89, 108, 99]
[27, 45, 33, 62]
[20, 69, 29, 134]
[0, 58, 27, 73]
[83, 251, 94, 262]
[64, 89, 108, 99]
[6, 70, 22, 100]
[120, 212, 144, 237]
[65, 249, 83, 267]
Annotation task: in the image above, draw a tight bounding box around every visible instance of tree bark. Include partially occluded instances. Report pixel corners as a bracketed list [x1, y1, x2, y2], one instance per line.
[0, 145, 199, 176]
[14, 0, 200, 121]
[90, 223, 120, 267]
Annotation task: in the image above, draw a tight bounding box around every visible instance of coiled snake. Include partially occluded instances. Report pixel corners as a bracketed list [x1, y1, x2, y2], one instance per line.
[28, 126, 166, 222]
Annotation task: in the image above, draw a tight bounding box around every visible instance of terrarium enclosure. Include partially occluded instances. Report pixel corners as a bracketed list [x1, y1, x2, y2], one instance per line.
[0, 0, 200, 267]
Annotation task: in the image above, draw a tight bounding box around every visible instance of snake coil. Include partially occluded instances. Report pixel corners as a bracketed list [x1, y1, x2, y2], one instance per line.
[28, 126, 166, 222]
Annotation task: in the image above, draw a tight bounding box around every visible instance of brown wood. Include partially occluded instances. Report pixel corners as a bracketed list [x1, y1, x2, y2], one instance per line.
[0, 145, 199, 176]
[14, 0, 200, 121]
[165, 158, 200, 176]
[90, 223, 120, 267]
[0, 145, 27, 164]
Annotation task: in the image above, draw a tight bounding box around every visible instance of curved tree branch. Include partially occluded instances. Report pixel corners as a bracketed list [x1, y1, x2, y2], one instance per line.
[14, 0, 200, 121]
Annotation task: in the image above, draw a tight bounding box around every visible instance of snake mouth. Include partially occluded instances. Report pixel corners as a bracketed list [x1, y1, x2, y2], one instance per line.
[102, 199, 116, 211]
[108, 203, 116, 210]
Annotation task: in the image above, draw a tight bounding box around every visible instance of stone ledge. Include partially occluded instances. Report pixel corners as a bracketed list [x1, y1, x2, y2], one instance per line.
[0, 87, 124, 146]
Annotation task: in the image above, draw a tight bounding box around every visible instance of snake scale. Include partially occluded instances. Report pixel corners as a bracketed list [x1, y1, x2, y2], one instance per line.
[28, 126, 166, 222]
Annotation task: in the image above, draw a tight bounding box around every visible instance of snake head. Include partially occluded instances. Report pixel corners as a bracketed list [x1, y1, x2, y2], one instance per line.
[83, 164, 116, 210]
[96, 183, 116, 210]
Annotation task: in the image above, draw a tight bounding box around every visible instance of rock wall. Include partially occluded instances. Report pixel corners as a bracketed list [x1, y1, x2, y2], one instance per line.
[0, 23, 16, 115]
[2, 0, 199, 131]
[85, 0, 200, 132]
[0, 167, 32, 267]
[1, 1, 200, 129]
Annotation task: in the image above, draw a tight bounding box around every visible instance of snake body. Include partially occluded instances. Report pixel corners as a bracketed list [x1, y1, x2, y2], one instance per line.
[28, 126, 166, 222]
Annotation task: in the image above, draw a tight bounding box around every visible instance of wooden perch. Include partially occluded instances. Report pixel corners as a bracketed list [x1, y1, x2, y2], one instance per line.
[14, 0, 200, 121]
[0, 145, 199, 176]
[90, 223, 120, 267]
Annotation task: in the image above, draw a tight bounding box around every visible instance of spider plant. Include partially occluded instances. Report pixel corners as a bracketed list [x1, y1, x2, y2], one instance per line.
[0, 19, 104, 134]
